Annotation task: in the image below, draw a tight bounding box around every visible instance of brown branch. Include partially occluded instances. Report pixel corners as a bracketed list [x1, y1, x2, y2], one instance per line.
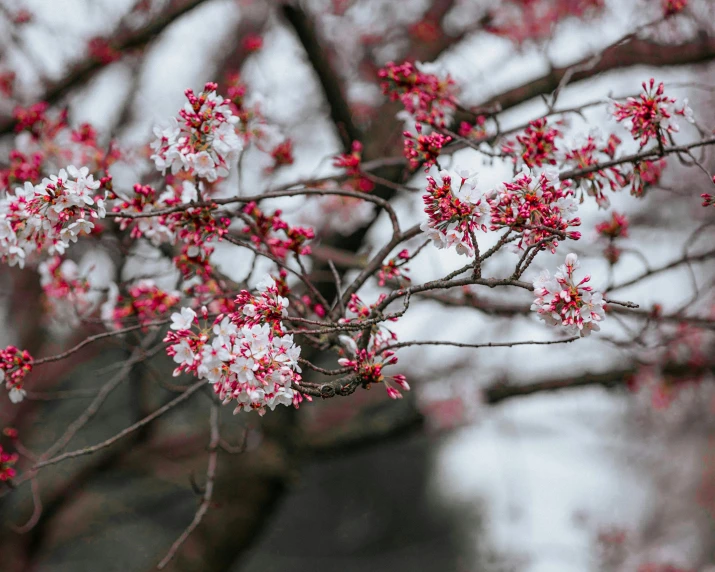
[157, 403, 221, 569]
[483, 362, 715, 404]
[482, 35, 715, 113]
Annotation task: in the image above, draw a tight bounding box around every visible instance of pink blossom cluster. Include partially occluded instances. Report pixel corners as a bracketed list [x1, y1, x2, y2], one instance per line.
[562, 133, 620, 208]
[150, 82, 243, 182]
[378, 249, 411, 287]
[0, 166, 107, 267]
[9, 104, 116, 176]
[501, 118, 561, 168]
[338, 294, 409, 399]
[663, 0, 688, 16]
[531, 253, 605, 337]
[113, 181, 230, 265]
[458, 117, 488, 140]
[242, 201, 314, 261]
[595, 211, 629, 263]
[1, 345, 33, 404]
[378, 60, 457, 127]
[487, 168, 581, 251]
[611, 79, 693, 146]
[332, 141, 374, 192]
[102, 280, 180, 330]
[421, 168, 489, 257]
[403, 126, 451, 170]
[338, 335, 410, 399]
[562, 134, 665, 205]
[164, 276, 302, 415]
[0, 443, 18, 482]
[38, 256, 92, 324]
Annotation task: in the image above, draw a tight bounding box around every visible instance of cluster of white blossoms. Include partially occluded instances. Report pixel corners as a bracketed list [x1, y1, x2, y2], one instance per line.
[531, 253, 606, 337]
[420, 168, 489, 257]
[164, 276, 302, 415]
[0, 166, 106, 268]
[150, 82, 243, 182]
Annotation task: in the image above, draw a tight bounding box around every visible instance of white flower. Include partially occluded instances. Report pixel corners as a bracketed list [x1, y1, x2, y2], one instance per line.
[172, 340, 195, 365]
[256, 275, 276, 292]
[213, 317, 237, 342]
[9, 386, 26, 404]
[171, 307, 196, 330]
[190, 151, 218, 181]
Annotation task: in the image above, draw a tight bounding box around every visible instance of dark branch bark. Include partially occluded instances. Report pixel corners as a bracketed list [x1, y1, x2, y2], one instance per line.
[281, 4, 361, 152]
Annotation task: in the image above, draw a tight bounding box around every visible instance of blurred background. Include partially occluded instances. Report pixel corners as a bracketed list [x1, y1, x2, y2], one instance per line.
[1, 0, 715, 571]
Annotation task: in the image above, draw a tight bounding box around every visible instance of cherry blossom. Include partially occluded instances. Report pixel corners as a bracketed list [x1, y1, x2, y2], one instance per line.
[1, 345, 33, 403]
[421, 168, 489, 257]
[531, 253, 605, 337]
[611, 79, 694, 146]
[487, 168, 581, 251]
[150, 82, 243, 182]
[163, 276, 302, 415]
[0, 166, 107, 267]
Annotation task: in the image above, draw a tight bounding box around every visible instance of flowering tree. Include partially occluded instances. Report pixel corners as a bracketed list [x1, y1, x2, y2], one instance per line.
[0, 0, 714, 569]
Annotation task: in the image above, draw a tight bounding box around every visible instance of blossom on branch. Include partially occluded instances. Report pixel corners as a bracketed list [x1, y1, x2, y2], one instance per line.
[1, 346, 33, 403]
[487, 168, 581, 252]
[531, 253, 605, 337]
[0, 166, 107, 267]
[150, 82, 243, 182]
[611, 79, 693, 146]
[163, 276, 301, 415]
[421, 168, 489, 257]
[378, 60, 458, 127]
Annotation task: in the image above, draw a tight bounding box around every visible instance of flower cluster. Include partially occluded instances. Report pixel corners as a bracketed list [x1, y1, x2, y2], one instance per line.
[459, 116, 488, 140]
[378, 249, 411, 286]
[628, 316, 713, 409]
[242, 201, 314, 260]
[378, 60, 457, 127]
[338, 335, 409, 399]
[9, 104, 115, 175]
[487, 168, 581, 251]
[663, 0, 687, 16]
[266, 139, 295, 173]
[164, 276, 302, 415]
[595, 211, 629, 239]
[1, 345, 33, 403]
[333, 141, 374, 192]
[628, 159, 666, 198]
[102, 280, 180, 330]
[501, 118, 561, 168]
[611, 79, 693, 146]
[0, 166, 107, 267]
[150, 82, 243, 182]
[562, 134, 620, 208]
[403, 126, 451, 170]
[338, 295, 409, 399]
[531, 253, 605, 337]
[595, 211, 629, 263]
[421, 168, 489, 257]
[0, 443, 18, 482]
[38, 256, 92, 324]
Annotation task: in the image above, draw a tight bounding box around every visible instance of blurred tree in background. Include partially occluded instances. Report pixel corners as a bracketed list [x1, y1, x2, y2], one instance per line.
[0, 1, 714, 571]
